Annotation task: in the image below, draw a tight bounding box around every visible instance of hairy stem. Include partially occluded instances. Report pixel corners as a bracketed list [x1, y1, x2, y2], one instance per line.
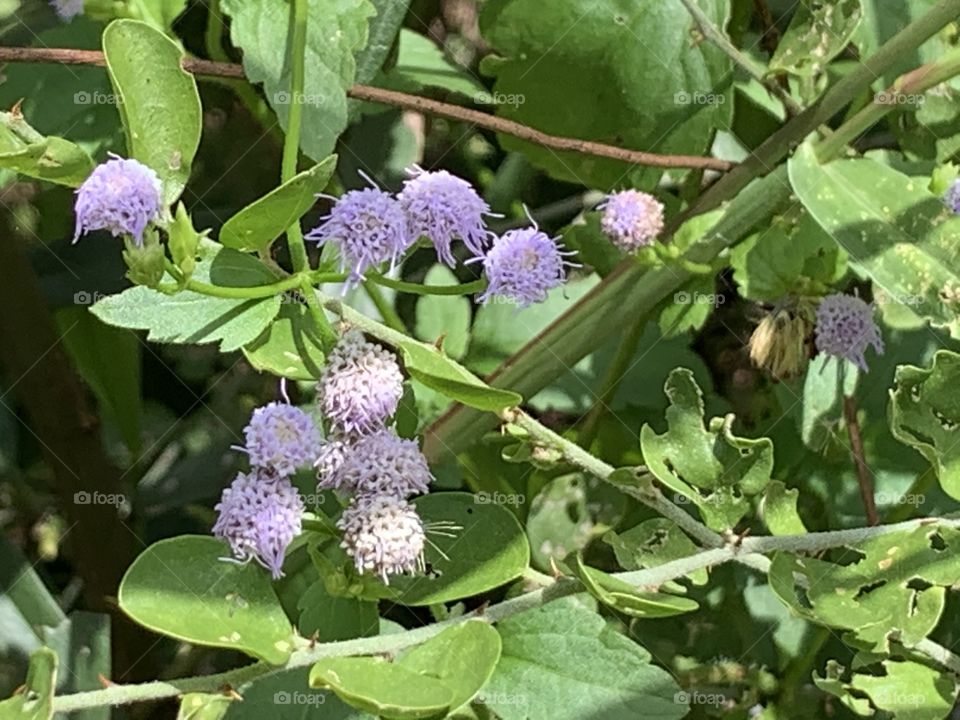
[843, 395, 879, 526]
[281, 0, 310, 273]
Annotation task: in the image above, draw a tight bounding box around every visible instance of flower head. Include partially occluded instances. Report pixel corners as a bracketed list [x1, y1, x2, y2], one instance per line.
[243, 402, 321, 477]
[476, 226, 575, 308]
[73, 156, 162, 245]
[814, 293, 884, 371]
[944, 179, 960, 214]
[315, 434, 352, 489]
[338, 494, 425, 583]
[318, 330, 404, 435]
[598, 190, 664, 251]
[306, 186, 410, 285]
[398, 167, 492, 266]
[321, 430, 432, 498]
[212, 470, 304, 579]
[50, 0, 83, 20]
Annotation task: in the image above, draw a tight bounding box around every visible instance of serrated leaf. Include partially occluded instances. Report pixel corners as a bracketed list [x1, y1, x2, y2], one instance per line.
[103, 20, 202, 205]
[220, 156, 337, 252]
[118, 536, 295, 664]
[789, 141, 960, 337]
[640, 368, 773, 531]
[221, 0, 375, 163]
[399, 341, 521, 411]
[890, 350, 960, 500]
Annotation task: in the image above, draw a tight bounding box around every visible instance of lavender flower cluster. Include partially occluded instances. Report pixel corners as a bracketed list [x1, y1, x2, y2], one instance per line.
[598, 189, 665, 252]
[814, 293, 884, 371]
[212, 330, 435, 584]
[317, 330, 432, 583]
[307, 167, 575, 308]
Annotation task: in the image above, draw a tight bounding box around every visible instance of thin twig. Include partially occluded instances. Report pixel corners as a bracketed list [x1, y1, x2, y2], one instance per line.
[0, 46, 735, 173]
[843, 395, 879, 526]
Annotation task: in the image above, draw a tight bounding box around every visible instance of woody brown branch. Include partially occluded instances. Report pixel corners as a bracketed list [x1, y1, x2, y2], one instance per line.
[0, 46, 736, 173]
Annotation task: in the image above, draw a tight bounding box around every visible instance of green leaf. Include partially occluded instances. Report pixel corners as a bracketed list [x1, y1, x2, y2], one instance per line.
[398, 341, 521, 411]
[102, 19, 202, 205]
[243, 302, 327, 380]
[770, 525, 960, 653]
[413, 266, 471, 361]
[570, 555, 699, 619]
[0, 115, 94, 187]
[168, 203, 205, 279]
[224, 667, 372, 719]
[604, 518, 708, 586]
[789, 141, 960, 337]
[398, 621, 502, 711]
[220, 157, 337, 253]
[134, 0, 189, 32]
[381, 30, 486, 99]
[640, 368, 773, 531]
[759, 481, 807, 535]
[56, 307, 142, 454]
[221, 0, 376, 163]
[309, 657, 454, 719]
[0, 647, 57, 720]
[890, 350, 960, 500]
[297, 580, 378, 642]
[42, 612, 111, 720]
[482, 598, 686, 720]
[769, 0, 864, 77]
[478, 0, 732, 188]
[354, 0, 412, 85]
[118, 536, 295, 664]
[361, 492, 529, 605]
[91, 243, 283, 353]
[177, 694, 233, 720]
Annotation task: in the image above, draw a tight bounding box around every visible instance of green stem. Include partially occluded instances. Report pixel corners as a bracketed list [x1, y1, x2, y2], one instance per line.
[677, 0, 803, 116]
[299, 277, 338, 347]
[281, 0, 310, 273]
[368, 274, 487, 297]
[363, 279, 407, 333]
[204, 0, 227, 62]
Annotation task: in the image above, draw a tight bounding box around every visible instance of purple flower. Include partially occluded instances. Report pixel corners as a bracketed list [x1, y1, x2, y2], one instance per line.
[243, 402, 321, 477]
[398, 167, 493, 266]
[944, 179, 960, 214]
[476, 226, 575, 308]
[318, 330, 405, 435]
[337, 494, 425, 583]
[815, 293, 884, 371]
[315, 434, 352, 488]
[74, 156, 162, 245]
[50, 0, 83, 20]
[319, 429, 432, 498]
[306, 186, 410, 285]
[598, 190, 664, 251]
[212, 470, 304, 579]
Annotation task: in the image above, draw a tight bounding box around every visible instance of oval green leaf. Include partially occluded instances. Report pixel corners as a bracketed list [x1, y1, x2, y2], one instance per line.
[220, 156, 337, 252]
[399, 341, 521, 412]
[118, 536, 295, 665]
[309, 657, 454, 719]
[243, 303, 327, 381]
[103, 19, 202, 205]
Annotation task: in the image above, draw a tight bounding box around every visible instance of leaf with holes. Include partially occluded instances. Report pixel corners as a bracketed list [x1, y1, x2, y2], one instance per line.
[769, 0, 864, 77]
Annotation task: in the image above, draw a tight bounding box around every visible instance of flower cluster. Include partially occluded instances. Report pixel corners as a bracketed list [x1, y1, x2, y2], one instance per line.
[73, 156, 163, 245]
[598, 190, 664, 251]
[814, 293, 884, 371]
[50, 0, 83, 21]
[213, 400, 321, 578]
[316, 331, 432, 583]
[308, 167, 576, 307]
[944, 179, 960, 214]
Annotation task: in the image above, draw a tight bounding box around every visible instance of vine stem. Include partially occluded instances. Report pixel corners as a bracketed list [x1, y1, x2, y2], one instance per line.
[0, 48, 734, 173]
[843, 395, 879, 526]
[280, 0, 310, 274]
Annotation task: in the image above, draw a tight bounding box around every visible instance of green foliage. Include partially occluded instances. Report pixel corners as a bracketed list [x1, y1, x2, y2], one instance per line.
[640, 369, 773, 531]
[0, 112, 94, 187]
[890, 350, 960, 500]
[118, 536, 295, 664]
[413, 266, 471, 361]
[604, 518, 709, 586]
[478, 0, 732, 188]
[0, 648, 57, 720]
[769, 0, 864, 77]
[221, 0, 376, 163]
[243, 303, 327, 381]
[102, 20, 201, 205]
